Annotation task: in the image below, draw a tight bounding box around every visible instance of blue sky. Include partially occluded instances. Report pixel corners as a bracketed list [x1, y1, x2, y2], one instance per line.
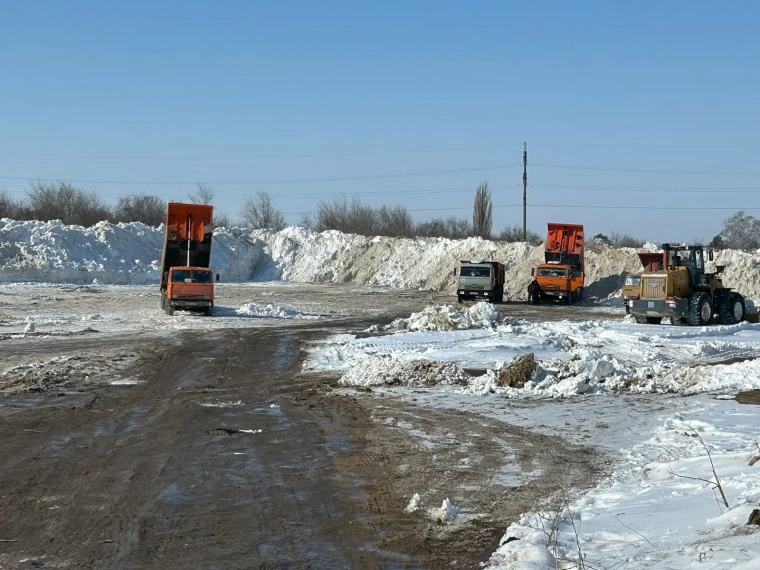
[1, 1, 759, 241]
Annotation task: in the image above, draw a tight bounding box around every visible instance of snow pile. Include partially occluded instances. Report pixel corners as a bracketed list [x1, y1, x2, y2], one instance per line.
[388, 302, 500, 331]
[338, 354, 469, 387]
[404, 493, 422, 513]
[0, 219, 269, 284]
[430, 498, 460, 523]
[487, 401, 760, 569]
[4, 219, 760, 302]
[311, 311, 760, 398]
[235, 302, 321, 319]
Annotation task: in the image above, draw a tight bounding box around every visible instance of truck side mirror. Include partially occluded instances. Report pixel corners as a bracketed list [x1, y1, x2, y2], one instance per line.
[216, 274, 220, 283]
[530, 268, 535, 276]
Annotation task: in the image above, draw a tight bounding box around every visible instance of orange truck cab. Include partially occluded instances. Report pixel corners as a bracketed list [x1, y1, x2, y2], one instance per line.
[159, 203, 217, 316]
[532, 223, 585, 304]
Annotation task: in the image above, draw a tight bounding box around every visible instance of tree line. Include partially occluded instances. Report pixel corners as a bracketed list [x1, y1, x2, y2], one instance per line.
[4, 180, 756, 248]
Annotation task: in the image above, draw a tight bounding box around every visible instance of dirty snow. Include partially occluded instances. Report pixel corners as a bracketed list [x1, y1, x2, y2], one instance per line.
[310, 305, 760, 397]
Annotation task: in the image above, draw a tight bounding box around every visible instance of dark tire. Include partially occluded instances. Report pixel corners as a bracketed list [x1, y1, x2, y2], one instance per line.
[457, 295, 463, 304]
[167, 305, 175, 316]
[497, 285, 504, 303]
[634, 316, 648, 324]
[688, 292, 713, 326]
[564, 293, 571, 305]
[645, 317, 662, 325]
[160, 292, 167, 310]
[576, 288, 584, 303]
[719, 292, 745, 325]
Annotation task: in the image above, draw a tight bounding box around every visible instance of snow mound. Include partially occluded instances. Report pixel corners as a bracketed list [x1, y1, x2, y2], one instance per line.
[339, 354, 469, 387]
[389, 302, 500, 332]
[430, 498, 460, 523]
[4, 219, 760, 303]
[235, 302, 321, 319]
[404, 493, 422, 513]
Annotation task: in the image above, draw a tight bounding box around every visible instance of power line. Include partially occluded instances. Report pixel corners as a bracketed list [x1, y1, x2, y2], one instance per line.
[532, 163, 760, 176]
[0, 163, 521, 186]
[532, 184, 760, 193]
[0, 144, 509, 161]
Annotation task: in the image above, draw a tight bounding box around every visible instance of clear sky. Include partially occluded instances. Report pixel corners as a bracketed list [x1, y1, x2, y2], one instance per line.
[1, 1, 759, 242]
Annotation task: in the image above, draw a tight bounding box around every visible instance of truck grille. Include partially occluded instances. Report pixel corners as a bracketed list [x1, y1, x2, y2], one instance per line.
[641, 276, 665, 300]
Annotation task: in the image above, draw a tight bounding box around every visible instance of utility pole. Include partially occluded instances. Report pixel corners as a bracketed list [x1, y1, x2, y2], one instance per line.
[522, 142, 528, 241]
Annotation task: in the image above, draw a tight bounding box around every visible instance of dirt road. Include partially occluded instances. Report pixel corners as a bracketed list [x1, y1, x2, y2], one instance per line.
[0, 288, 611, 569]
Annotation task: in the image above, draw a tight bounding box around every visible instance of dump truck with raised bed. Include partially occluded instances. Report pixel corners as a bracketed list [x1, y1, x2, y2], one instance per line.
[628, 243, 745, 325]
[159, 202, 217, 316]
[455, 261, 505, 303]
[622, 252, 665, 314]
[531, 223, 585, 304]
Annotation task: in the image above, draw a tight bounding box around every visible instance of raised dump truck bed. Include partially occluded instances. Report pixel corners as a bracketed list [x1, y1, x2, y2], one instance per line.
[532, 223, 585, 304]
[159, 203, 216, 315]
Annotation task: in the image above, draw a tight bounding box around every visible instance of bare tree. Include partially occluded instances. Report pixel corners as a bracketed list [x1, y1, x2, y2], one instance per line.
[114, 194, 166, 226]
[719, 211, 760, 250]
[214, 212, 232, 229]
[0, 190, 18, 219]
[472, 181, 492, 239]
[609, 231, 645, 248]
[498, 225, 542, 245]
[241, 190, 286, 230]
[26, 181, 112, 227]
[189, 183, 215, 205]
[378, 205, 414, 237]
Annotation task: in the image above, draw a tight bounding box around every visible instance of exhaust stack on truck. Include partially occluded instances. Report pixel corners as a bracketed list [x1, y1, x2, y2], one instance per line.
[159, 202, 216, 316]
[531, 223, 585, 304]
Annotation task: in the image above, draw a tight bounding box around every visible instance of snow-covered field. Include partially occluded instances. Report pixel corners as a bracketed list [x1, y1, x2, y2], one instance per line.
[307, 303, 760, 568]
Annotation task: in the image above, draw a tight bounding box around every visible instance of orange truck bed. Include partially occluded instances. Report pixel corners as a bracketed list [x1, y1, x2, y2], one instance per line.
[159, 203, 215, 315]
[533, 223, 585, 303]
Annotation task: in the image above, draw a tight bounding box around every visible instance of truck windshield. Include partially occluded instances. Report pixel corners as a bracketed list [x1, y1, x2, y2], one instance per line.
[171, 270, 211, 283]
[460, 266, 491, 277]
[537, 267, 567, 278]
[624, 275, 641, 286]
[192, 270, 211, 283]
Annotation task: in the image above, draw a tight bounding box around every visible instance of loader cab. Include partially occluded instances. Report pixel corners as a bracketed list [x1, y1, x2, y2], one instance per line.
[662, 244, 714, 288]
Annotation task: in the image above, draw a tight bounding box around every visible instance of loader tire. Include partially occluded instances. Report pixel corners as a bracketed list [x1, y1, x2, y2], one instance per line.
[688, 292, 713, 326]
[719, 292, 745, 325]
[166, 305, 175, 316]
[634, 316, 648, 324]
[645, 317, 662, 325]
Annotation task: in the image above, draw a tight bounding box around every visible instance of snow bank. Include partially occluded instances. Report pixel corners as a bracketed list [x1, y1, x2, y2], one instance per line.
[0, 219, 268, 284]
[4, 219, 760, 302]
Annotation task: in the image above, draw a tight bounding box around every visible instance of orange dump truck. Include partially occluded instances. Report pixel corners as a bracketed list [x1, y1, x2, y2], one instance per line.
[531, 223, 585, 304]
[159, 203, 217, 316]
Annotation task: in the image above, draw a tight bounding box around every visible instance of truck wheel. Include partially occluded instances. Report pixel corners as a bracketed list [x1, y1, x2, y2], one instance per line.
[457, 295, 463, 304]
[645, 317, 662, 325]
[688, 292, 713, 326]
[167, 305, 175, 316]
[719, 292, 745, 325]
[564, 293, 571, 305]
[634, 316, 648, 324]
[160, 292, 167, 310]
[576, 288, 584, 302]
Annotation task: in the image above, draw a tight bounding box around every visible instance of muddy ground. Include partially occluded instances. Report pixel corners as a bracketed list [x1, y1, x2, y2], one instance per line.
[0, 284, 616, 569]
